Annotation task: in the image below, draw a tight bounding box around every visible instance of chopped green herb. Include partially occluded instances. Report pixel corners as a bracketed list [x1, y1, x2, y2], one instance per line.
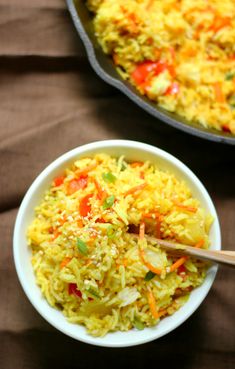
[102, 172, 117, 183]
[225, 71, 235, 81]
[144, 271, 156, 281]
[77, 238, 88, 255]
[229, 95, 235, 109]
[107, 225, 117, 239]
[103, 195, 115, 210]
[133, 318, 145, 330]
[121, 161, 128, 171]
[87, 287, 100, 298]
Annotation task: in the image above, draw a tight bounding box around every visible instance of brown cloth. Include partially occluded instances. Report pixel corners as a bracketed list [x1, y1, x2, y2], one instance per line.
[0, 1, 234, 368]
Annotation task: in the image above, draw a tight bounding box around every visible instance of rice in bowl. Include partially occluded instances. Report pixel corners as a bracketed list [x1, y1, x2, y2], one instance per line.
[27, 153, 213, 337]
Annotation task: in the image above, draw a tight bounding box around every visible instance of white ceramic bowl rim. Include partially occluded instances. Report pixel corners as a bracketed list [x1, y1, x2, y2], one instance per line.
[13, 140, 221, 347]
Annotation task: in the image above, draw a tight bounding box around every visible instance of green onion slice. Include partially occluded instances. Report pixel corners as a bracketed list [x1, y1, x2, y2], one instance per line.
[133, 318, 145, 330]
[103, 195, 115, 210]
[107, 225, 117, 239]
[225, 71, 235, 81]
[102, 172, 117, 183]
[121, 161, 128, 171]
[87, 287, 100, 298]
[77, 238, 88, 256]
[144, 271, 156, 281]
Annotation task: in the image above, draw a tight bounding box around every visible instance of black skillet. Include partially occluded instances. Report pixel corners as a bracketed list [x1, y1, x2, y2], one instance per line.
[67, 0, 235, 145]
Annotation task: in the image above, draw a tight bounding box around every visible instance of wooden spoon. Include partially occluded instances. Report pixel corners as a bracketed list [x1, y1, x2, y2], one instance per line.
[131, 234, 235, 268]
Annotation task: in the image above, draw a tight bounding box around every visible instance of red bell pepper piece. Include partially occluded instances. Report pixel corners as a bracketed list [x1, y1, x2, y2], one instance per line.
[53, 175, 65, 187]
[213, 82, 225, 103]
[177, 264, 186, 274]
[68, 283, 82, 298]
[131, 60, 170, 85]
[79, 194, 92, 217]
[165, 82, 180, 96]
[67, 175, 88, 195]
[222, 124, 231, 133]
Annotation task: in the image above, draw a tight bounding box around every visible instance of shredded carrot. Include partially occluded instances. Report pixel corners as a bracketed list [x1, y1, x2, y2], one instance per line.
[138, 222, 162, 274]
[139, 171, 145, 179]
[209, 16, 231, 33]
[130, 161, 144, 168]
[116, 259, 128, 268]
[146, 0, 154, 10]
[75, 162, 97, 177]
[60, 257, 72, 269]
[173, 200, 197, 213]
[139, 249, 162, 275]
[147, 290, 159, 319]
[147, 290, 166, 319]
[139, 222, 145, 239]
[122, 258, 128, 267]
[169, 239, 204, 273]
[142, 211, 163, 238]
[127, 13, 139, 34]
[125, 182, 147, 196]
[93, 179, 107, 202]
[213, 82, 225, 104]
[85, 258, 92, 266]
[169, 47, 175, 62]
[51, 229, 61, 241]
[146, 37, 153, 45]
[170, 256, 188, 273]
[182, 46, 197, 57]
[77, 219, 84, 228]
[193, 24, 204, 40]
[195, 239, 204, 248]
[113, 53, 119, 65]
[154, 48, 162, 59]
[58, 215, 67, 226]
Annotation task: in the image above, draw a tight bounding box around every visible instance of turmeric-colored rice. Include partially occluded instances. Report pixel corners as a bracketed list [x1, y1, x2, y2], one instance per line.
[27, 154, 213, 336]
[86, 0, 235, 134]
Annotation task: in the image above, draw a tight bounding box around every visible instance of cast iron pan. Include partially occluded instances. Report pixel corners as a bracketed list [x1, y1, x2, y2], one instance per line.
[67, 0, 235, 145]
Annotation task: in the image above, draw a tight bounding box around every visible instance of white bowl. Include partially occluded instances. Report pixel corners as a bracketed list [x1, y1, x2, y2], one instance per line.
[13, 140, 221, 347]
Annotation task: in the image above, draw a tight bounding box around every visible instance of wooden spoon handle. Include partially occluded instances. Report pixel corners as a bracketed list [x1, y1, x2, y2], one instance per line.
[132, 234, 235, 268]
[181, 248, 235, 267]
[219, 251, 235, 256]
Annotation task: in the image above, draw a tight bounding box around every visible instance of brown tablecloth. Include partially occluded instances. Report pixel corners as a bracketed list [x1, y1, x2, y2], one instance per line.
[1, 1, 235, 368]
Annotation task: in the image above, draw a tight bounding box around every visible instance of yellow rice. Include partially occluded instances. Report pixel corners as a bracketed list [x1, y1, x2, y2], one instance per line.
[86, 0, 235, 134]
[27, 154, 213, 337]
